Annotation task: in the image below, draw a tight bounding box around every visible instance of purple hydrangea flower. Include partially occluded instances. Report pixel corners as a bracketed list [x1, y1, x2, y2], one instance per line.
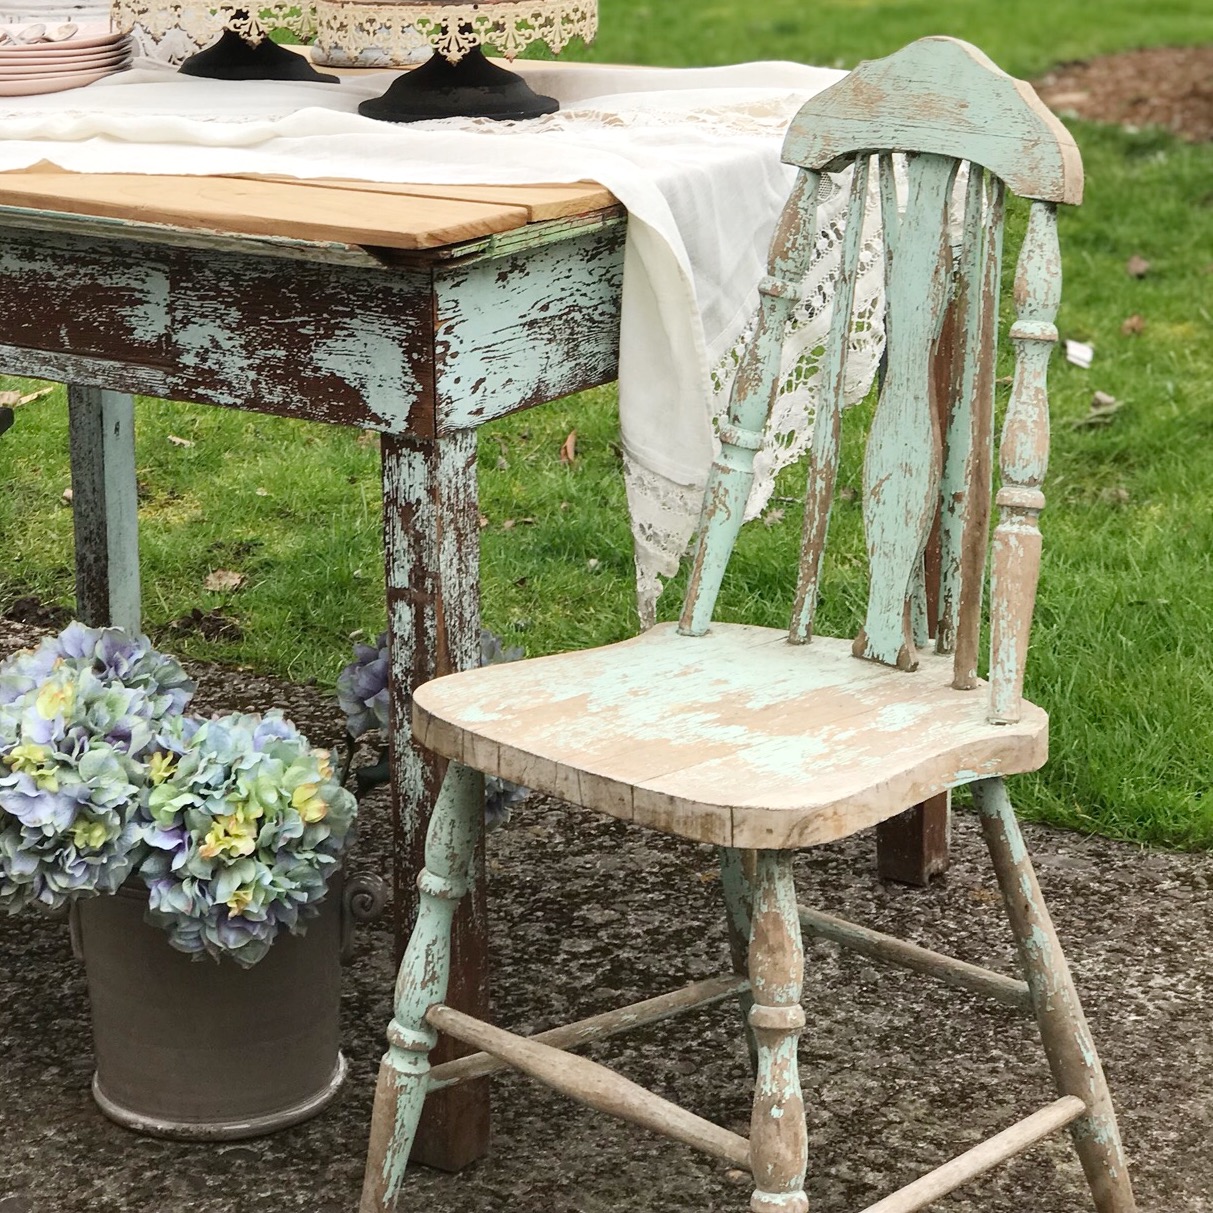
[336, 632, 390, 740]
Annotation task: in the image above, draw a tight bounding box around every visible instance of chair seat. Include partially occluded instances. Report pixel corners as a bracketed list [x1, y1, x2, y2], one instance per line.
[413, 622, 1048, 848]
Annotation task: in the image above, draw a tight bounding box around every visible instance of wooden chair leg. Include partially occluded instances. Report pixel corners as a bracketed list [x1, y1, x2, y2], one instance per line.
[747, 851, 809, 1213]
[974, 778, 1137, 1213]
[361, 762, 485, 1213]
[720, 847, 758, 1076]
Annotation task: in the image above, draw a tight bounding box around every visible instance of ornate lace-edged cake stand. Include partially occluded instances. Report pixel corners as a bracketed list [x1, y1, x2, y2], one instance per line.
[313, 0, 597, 122]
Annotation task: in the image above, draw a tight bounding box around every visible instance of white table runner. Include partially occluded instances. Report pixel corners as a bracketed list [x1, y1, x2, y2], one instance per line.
[0, 59, 885, 620]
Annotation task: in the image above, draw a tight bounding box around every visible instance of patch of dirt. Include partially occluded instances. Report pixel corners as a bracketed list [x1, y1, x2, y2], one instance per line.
[1035, 45, 1213, 142]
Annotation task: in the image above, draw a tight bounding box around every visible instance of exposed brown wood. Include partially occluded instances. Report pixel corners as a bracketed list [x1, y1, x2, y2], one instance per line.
[427, 1005, 753, 1169]
[0, 216, 623, 440]
[413, 625, 1048, 850]
[747, 852, 808, 1213]
[858, 1096, 1087, 1213]
[797, 904, 1032, 1011]
[876, 795, 951, 886]
[0, 173, 533, 250]
[381, 431, 491, 1170]
[248, 175, 619, 222]
[429, 974, 748, 1090]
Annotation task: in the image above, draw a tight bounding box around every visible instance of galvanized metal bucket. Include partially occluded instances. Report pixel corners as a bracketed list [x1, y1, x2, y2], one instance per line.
[71, 872, 384, 1140]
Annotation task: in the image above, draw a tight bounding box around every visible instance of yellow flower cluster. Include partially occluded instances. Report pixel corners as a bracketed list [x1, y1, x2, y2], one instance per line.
[6, 741, 60, 792]
[199, 807, 260, 861]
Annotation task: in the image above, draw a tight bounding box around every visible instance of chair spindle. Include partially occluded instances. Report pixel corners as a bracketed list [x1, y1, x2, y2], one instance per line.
[679, 168, 822, 636]
[988, 200, 1059, 722]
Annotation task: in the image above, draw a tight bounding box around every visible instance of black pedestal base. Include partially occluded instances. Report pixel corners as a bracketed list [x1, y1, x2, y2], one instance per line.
[358, 47, 558, 123]
[179, 30, 339, 83]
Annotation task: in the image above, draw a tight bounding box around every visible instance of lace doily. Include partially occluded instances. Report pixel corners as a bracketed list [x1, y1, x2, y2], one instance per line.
[627, 169, 887, 627]
[312, 0, 595, 68]
[112, 0, 316, 62]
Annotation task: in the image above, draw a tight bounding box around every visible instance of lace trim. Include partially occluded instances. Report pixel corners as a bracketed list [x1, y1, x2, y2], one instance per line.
[114, 1, 315, 60]
[627, 167, 887, 627]
[312, 0, 596, 67]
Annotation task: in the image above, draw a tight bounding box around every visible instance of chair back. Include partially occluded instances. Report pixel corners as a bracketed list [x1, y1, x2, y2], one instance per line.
[678, 36, 1083, 725]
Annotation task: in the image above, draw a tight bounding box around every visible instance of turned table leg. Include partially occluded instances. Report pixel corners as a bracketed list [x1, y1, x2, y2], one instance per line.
[381, 428, 491, 1171]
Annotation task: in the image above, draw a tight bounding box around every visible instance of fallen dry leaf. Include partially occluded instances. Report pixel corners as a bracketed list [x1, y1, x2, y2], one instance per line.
[1069, 391, 1122, 428]
[501, 518, 516, 531]
[1121, 314, 1146, 335]
[0, 387, 54, 408]
[1125, 254, 1151, 278]
[559, 429, 577, 464]
[203, 569, 246, 592]
[763, 507, 786, 527]
[166, 607, 242, 641]
[167, 434, 195, 448]
[478, 514, 490, 530]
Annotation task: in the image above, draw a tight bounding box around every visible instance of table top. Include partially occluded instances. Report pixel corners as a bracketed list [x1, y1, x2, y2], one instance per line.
[0, 168, 619, 251]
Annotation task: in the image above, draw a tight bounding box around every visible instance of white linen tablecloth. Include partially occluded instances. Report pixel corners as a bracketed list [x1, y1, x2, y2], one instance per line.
[0, 60, 885, 619]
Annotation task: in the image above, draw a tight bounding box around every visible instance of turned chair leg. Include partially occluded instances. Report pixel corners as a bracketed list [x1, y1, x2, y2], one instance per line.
[747, 851, 809, 1213]
[361, 762, 484, 1213]
[720, 847, 759, 1076]
[974, 778, 1137, 1213]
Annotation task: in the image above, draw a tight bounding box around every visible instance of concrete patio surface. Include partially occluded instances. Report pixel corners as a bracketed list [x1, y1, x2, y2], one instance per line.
[0, 626, 1209, 1212]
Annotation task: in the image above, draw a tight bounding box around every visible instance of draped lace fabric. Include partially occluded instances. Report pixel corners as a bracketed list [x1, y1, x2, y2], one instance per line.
[0, 60, 886, 624]
[312, 0, 596, 67]
[113, 0, 316, 62]
[628, 170, 886, 625]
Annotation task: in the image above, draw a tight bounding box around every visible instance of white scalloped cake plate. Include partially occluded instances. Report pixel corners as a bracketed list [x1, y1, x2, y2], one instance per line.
[0, 44, 129, 71]
[0, 24, 122, 51]
[0, 36, 128, 63]
[0, 62, 121, 91]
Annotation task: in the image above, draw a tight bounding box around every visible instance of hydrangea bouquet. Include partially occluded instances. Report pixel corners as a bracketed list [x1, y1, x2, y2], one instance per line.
[140, 711, 356, 967]
[0, 623, 194, 913]
[337, 628, 528, 828]
[0, 623, 356, 968]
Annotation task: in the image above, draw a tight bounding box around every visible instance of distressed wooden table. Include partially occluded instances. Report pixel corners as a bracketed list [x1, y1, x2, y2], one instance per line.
[0, 168, 626, 1169]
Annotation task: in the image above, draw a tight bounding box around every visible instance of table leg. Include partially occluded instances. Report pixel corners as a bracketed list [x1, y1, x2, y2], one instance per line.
[66, 385, 141, 633]
[381, 429, 491, 1171]
[876, 794, 950, 885]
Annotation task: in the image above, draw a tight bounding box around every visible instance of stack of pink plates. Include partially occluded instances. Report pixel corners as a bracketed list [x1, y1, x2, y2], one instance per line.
[0, 23, 132, 95]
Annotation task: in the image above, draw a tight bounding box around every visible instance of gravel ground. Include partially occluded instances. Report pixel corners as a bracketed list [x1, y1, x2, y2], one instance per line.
[0, 618, 1210, 1213]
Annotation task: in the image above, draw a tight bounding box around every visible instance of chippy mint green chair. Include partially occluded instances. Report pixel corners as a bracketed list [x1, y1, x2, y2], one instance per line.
[361, 37, 1137, 1213]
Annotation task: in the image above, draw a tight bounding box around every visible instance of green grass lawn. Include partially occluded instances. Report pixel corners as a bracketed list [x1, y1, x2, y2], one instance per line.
[2, 5, 1212, 847]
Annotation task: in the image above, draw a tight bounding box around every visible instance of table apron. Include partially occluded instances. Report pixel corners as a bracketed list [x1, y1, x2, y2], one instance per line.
[0, 220, 624, 435]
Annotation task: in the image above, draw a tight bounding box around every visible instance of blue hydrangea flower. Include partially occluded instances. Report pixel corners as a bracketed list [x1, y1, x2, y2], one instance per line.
[137, 710, 357, 967]
[0, 625, 194, 914]
[336, 632, 389, 740]
[337, 628, 529, 829]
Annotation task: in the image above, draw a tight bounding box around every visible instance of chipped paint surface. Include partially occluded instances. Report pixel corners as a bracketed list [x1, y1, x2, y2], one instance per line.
[975, 778, 1138, 1211]
[415, 623, 1048, 848]
[989, 200, 1059, 723]
[747, 851, 809, 1213]
[434, 224, 624, 433]
[360, 762, 483, 1213]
